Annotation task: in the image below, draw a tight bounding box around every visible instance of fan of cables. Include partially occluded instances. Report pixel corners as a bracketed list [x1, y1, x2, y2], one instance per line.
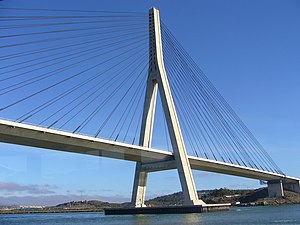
[0, 7, 150, 146]
[161, 22, 283, 175]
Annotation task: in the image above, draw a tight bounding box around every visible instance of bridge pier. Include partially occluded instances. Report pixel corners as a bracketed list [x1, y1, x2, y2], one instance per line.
[283, 181, 300, 194]
[130, 7, 205, 208]
[131, 163, 148, 207]
[267, 180, 284, 197]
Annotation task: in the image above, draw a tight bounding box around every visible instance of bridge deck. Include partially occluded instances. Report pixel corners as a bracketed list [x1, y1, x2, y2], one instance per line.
[0, 119, 298, 184]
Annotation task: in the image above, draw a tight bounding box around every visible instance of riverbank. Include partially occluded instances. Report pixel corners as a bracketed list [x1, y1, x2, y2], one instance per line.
[1, 188, 299, 214]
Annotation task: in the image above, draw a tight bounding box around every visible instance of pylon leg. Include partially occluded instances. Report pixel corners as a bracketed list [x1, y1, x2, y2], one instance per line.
[131, 76, 157, 207]
[131, 162, 147, 207]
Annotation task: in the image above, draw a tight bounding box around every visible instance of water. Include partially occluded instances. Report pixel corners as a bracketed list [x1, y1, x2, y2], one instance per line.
[0, 205, 300, 225]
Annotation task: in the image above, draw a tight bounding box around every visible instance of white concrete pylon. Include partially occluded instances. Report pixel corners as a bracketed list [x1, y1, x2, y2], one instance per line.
[131, 7, 205, 207]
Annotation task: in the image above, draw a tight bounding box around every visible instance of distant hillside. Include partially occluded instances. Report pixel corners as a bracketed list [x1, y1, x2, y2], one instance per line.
[54, 200, 123, 210]
[146, 188, 300, 206]
[1, 188, 300, 214]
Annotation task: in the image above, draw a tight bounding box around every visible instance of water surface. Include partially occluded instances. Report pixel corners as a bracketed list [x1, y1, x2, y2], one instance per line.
[1, 205, 300, 225]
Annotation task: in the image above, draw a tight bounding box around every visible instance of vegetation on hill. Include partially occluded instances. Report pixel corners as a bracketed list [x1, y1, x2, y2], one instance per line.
[146, 188, 300, 206]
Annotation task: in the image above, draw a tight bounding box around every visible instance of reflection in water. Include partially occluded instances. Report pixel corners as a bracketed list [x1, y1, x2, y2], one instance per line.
[131, 213, 202, 225]
[133, 214, 147, 225]
[182, 213, 202, 224]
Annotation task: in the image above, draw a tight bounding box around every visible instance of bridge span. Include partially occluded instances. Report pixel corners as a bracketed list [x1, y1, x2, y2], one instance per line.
[1, 119, 299, 197]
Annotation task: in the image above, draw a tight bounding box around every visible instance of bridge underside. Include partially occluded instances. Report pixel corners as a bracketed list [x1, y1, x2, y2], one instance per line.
[0, 119, 299, 189]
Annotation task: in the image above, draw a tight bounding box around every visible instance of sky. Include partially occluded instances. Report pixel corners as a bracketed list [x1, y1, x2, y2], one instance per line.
[0, 0, 300, 206]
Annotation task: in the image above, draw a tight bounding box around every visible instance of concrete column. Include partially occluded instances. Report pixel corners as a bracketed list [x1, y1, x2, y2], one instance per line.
[268, 180, 284, 197]
[131, 67, 158, 208]
[131, 163, 148, 207]
[283, 181, 300, 194]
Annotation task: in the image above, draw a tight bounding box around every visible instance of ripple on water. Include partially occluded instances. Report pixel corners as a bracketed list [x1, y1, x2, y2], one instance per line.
[0, 205, 299, 225]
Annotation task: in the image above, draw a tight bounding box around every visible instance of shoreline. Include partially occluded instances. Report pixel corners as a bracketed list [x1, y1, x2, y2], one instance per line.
[0, 209, 104, 215]
[1, 203, 300, 215]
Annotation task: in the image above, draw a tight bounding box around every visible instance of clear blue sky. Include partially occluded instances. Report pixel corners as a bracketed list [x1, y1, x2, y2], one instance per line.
[0, 0, 299, 206]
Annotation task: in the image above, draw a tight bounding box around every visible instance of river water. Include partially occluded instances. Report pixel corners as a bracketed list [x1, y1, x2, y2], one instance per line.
[0, 205, 300, 225]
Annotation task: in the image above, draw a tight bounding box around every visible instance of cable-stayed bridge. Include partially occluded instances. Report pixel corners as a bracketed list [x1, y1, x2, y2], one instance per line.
[0, 7, 299, 208]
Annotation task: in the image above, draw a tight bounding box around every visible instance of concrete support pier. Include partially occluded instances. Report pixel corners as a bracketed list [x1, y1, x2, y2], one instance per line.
[283, 181, 300, 194]
[268, 180, 284, 197]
